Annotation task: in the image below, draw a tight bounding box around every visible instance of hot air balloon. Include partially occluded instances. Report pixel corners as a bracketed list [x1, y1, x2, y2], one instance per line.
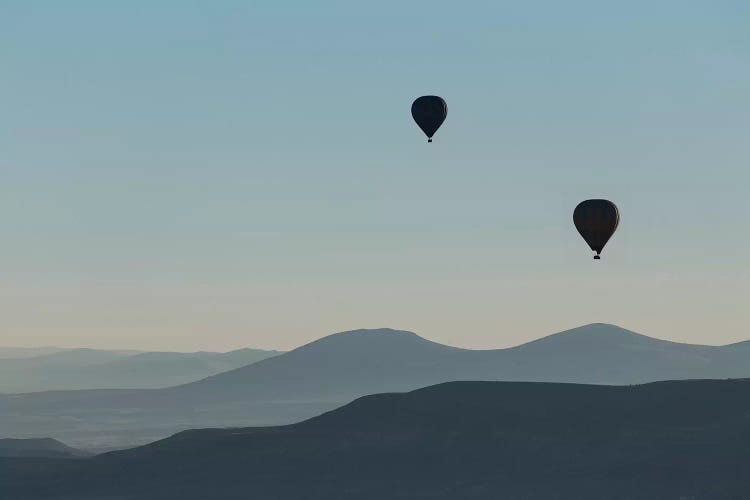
[573, 199, 619, 259]
[411, 96, 447, 142]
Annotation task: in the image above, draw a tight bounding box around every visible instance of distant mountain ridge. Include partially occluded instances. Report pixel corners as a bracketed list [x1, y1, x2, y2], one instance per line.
[0, 347, 282, 393]
[4, 323, 750, 450]
[0, 438, 89, 459]
[171, 323, 750, 401]
[0, 347, 137, 360]
[3, 379, 750, 499]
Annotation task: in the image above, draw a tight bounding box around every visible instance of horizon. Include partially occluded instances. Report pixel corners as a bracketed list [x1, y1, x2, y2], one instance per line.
[2, 1, 749, 352]
[1, 322, 744, 352]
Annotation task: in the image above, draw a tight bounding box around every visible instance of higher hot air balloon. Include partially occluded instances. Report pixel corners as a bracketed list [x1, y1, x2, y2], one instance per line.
[573, 199, 619, 259]
[411, 96, 447, 142]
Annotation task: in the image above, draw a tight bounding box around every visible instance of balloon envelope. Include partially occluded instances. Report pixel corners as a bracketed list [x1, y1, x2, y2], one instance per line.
[411, 96, 447, 142]
[573, 200, 619, 259]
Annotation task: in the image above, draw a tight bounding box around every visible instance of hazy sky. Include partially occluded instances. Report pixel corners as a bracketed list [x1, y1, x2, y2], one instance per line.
[1, 1, 749, 351]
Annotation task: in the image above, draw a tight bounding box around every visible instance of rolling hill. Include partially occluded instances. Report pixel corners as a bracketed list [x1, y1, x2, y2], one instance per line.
[4, 323, 750, 450]
[2, 379, 750, 499]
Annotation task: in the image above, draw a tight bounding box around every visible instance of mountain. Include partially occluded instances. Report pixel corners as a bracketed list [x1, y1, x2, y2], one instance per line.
[0, 347, 282, 393]
[175, 327, 466, 401]
[2, 379, 750, 499]
[183, 323, 750, 399]
[0, 347, 77, 359]
[0, 438, 89, 459]
[0, 347, 140, 368]
[4, 323, 750, 450]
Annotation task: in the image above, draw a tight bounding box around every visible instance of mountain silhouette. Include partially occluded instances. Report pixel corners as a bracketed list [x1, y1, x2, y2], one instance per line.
[0, 438, 89, 459]
[0, 347, 129, 360]
[0, 347, 281, 393]
[2, 379, 750, 499]
[168, 323, 750, 400]
[176, 327, 465, 401]
[4, 323, 750, 450]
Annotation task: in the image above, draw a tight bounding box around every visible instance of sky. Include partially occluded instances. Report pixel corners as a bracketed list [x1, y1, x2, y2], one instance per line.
[1, 1, 749, 351]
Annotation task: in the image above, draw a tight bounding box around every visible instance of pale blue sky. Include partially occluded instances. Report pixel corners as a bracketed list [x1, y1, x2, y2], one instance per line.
[1, 1, 749, 350]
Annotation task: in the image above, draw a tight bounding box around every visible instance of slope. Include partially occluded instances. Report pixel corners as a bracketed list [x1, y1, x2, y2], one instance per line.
[2, 379, 750, 499]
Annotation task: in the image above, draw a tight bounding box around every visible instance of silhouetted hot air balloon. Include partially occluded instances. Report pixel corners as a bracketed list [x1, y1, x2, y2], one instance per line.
[411, 96, 447, 142]
[573, 199, 619, 259]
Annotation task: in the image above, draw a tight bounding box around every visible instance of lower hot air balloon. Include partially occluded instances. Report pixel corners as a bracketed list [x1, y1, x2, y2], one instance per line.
[573, 199, 619, 259]
[411, 96, 447, 143]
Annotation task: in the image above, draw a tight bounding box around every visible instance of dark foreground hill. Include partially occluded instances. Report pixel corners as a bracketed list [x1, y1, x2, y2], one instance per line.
[5, 323, 750, 450]
[2, 379, 750, 500]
